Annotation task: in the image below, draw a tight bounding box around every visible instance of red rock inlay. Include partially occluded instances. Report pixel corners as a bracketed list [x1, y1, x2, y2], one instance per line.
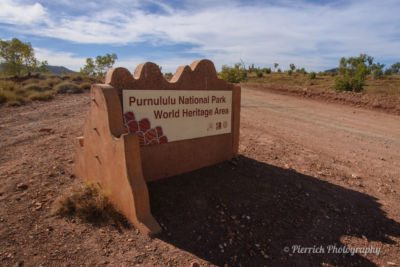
[123, 112, 168, 146]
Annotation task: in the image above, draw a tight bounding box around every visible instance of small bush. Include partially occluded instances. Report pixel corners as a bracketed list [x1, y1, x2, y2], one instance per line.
[335, 75, 364, 92]
[53, 183, 128, 226]
[55, 82, 83, 94]
[219, 63, 247, 83]
[256, 70, 263, 78]
[23, 83, 46, 92]
[308, 72, 317, 80]
[263, 68, 271, 74]
[288, 70, 293, 75]
[335, 77, 352, 92]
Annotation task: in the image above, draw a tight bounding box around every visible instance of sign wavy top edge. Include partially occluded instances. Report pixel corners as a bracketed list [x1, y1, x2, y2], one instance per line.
[104, 59, 234, 91]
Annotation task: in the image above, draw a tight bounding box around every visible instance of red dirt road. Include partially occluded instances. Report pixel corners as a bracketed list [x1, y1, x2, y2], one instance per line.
[241, 87, 400, 200]
[0, 88, 399, 266]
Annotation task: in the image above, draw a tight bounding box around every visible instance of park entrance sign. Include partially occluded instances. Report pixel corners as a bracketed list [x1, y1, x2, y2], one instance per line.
[74, 59, 241, 235]
[123, 90, 232, 143]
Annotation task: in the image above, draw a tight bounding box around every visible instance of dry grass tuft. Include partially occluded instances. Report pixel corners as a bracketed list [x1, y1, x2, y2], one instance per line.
[27, 91, 54, 101]
[43, 77, 62, 88]
[79, 82, 92, 90]
[23, 83, 46, 92]
[53, 182, 129, 227]
[55, 82, 83, 94]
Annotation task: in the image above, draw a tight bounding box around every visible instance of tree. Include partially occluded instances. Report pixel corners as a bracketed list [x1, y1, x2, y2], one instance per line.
[289, 63, 296, 72]
[248, 63, 256, 72]
[80, 58, 96, 76]
[274, 63, 279, 72]
[390, 62, 400, 74]
[80, 53, 118, 77]
[335, 54, 369, 92]
[370, 62, 385, 79]
[0, 38, 47, 76]
[384, 69, 393, 76]
[296, 67, 307, 74]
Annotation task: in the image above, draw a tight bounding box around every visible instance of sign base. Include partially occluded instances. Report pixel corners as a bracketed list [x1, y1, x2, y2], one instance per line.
[74, 59, 240, 235]
[74, 85, 161, 235]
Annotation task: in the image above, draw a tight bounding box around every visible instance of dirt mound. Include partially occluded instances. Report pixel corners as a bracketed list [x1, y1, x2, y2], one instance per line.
[245, 83, 400, 115]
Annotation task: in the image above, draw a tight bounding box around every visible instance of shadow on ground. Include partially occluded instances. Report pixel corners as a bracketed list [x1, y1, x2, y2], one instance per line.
[148, 156, 400, 266]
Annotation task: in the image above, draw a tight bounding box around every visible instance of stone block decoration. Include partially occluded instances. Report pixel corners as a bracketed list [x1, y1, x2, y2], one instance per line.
[74, 59, 241, 235]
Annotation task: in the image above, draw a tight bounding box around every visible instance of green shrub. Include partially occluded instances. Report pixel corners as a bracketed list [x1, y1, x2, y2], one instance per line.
[335, 74, 365, 92]
[219, 63, 247, 83]
[263, 68, 271, 74]
[55, 82, 83, 94]
[80, 82, 91, 90]
[288, 70, 293, 75]
[335, 77, 352, 91]
[256, 70, 263, 78]
[308, 72, 317, 80]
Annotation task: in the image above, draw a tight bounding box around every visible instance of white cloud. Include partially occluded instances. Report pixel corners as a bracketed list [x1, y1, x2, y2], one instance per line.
[0, 0, 47, 24]
[2, 0, 400, 70]
[34, 47, 85, 71]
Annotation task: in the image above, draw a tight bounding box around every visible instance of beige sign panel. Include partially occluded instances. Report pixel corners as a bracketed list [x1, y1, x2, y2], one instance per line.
[123, 90, 232, 144]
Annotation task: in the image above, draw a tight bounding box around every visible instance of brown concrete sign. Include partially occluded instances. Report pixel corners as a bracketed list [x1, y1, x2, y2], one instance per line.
[74, 59, 241, 235]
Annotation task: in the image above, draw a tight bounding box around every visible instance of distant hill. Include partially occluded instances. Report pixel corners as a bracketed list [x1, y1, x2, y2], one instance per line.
[324, 68, 338, 74]
[0, 63, 76, 75]
[45, 65, 76, 75]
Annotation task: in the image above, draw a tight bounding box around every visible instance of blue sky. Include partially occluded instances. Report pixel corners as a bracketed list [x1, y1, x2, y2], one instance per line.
[0, 0, 399, 72]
